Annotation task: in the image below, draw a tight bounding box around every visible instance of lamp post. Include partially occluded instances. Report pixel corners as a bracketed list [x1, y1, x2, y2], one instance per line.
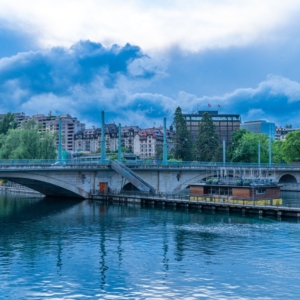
[58, 118, 62, 161]
[268, 137, 272, 166]
[118, 123, 122, 162]
[100, 111, 106, 164]
[163, 117, 168, 165]
[258, 141, 261, 166]
[223, 140, 226, 166]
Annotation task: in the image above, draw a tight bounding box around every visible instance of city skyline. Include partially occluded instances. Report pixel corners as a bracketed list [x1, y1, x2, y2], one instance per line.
[1, 1, 300, 128]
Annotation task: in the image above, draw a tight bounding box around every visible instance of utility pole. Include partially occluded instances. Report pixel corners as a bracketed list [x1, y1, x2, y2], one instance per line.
[223, 140, 226, 166]
[163, 117, 167, 165]
[258, 141, 260, 166]
[118, 123, 122, 162]
[58, 118, 62, 160]
[100, 111, 106, 163]
[269, 137, 272, 166]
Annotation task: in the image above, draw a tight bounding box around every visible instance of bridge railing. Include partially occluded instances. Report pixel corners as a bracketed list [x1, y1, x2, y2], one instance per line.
[124, 160, 296, 169]
[0, 159, 111, 167]
[0, 158, 298, 169]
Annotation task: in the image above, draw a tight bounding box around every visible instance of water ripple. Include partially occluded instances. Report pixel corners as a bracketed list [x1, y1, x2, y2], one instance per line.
[1, 196, 300, 299]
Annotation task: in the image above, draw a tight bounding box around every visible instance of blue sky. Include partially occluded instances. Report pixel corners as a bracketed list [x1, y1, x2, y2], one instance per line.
[1, 0, 300, 128]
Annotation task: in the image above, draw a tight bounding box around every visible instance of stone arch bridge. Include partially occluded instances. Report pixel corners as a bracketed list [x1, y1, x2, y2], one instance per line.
[0, 162, 299, 198]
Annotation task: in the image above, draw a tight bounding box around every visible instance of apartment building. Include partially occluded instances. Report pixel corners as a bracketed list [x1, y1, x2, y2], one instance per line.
[121, 126, 140, 153]
[74, 124, 118, 153]
[0, 112, 85, 152]
[0, 112, 30, 128]
[134, 127, 174, 159]
[30, 114, 85, 152]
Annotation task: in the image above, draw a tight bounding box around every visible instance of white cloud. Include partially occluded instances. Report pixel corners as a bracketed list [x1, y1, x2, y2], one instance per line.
[243, 108, 267, 122]
[1, 0, 300, 52]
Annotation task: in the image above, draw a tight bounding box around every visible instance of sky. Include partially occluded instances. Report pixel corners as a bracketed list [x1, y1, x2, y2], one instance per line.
[1, 0, 300, 128]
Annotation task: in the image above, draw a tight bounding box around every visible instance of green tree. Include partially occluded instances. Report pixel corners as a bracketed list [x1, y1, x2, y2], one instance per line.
[0, 120, 57, 159]
[272, 140, 285, 163]
[282, 130, 300, 162]
[0, 112, 17, 135]
[194, 112, 219, 161]
[122, 147, 131, 153]
[231, 132, 269, 163]
[171, 107, 193, 160]
[227, 129, 248, 161]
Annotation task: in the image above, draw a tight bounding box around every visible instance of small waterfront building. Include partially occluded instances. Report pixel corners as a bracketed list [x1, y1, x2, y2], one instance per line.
[189, 182, 282, 206]
[190, 183, 280, 199]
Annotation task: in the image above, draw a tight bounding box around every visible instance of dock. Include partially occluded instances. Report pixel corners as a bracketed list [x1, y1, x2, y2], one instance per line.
[91, 191, 300, 219]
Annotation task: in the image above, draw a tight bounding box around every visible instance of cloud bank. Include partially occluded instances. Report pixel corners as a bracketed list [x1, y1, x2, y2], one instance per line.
[0, 39, 300, 129]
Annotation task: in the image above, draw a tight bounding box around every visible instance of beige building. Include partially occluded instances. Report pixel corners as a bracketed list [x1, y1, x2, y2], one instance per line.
[121, 126, 140, 153]
[74, 125, 173, 158]
[74, 124, 119, 153]
[134, 127, 174, 159]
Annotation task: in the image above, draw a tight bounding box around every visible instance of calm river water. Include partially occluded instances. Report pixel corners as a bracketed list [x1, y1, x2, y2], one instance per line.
[1, 192, 300, 299]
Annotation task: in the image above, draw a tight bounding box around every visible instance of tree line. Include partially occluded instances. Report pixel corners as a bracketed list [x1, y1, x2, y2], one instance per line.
[1, 110, 299, 163]
[0, 112, 57, 159]
[168, 107, 300, 163]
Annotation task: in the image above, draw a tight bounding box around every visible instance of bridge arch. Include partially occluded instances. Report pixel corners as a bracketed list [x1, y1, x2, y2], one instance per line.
[122, 182, 139, 191]
[278, 174, 297, 184]
[1, 172, 88, 198]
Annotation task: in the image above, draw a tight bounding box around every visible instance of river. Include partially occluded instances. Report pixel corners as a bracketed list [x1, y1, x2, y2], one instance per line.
[1, 191, 300, 299]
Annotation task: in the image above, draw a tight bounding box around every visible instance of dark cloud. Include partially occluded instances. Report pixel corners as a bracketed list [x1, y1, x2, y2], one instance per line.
[0, 41, 149, 96]
[1, 35, 300, 129]
[0, 40, 161, 126]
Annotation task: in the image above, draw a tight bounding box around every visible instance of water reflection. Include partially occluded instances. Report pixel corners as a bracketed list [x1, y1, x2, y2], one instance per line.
[1, 194, 300, 299]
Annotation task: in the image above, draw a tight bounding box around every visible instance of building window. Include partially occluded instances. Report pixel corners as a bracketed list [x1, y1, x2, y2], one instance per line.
[256, 189, 266, 194]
